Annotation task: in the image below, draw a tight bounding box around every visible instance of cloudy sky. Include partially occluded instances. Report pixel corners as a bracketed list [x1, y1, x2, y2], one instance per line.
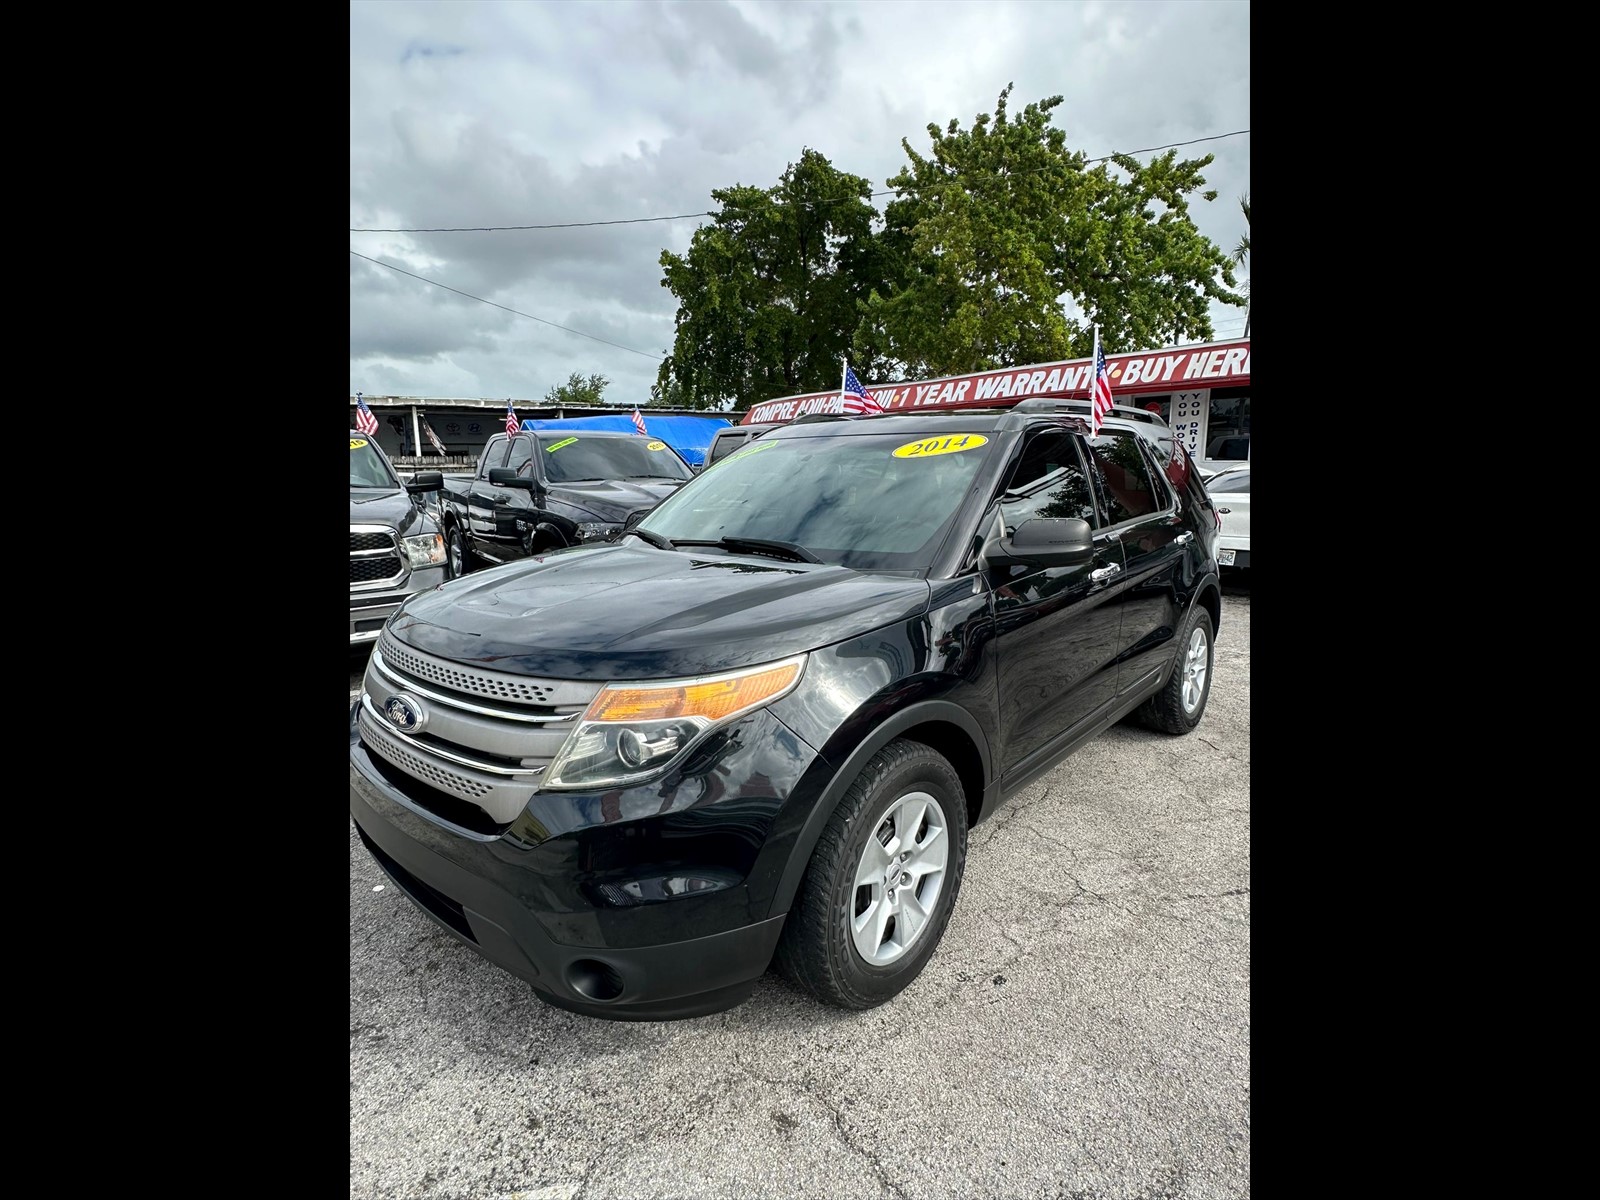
[350, 0, 1250, 407]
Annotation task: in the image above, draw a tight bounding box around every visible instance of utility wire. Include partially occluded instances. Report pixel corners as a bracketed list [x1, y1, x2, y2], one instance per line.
[354, 243, 1247, 357]
[351, 128, 1249, 233]
[350, 250, 665, 360]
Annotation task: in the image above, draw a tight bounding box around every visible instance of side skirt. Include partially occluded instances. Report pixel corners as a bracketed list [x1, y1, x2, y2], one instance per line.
[992, 669, 1170, 810]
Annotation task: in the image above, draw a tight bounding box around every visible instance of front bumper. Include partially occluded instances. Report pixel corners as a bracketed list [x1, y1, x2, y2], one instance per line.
[349, 703, 821, 1019]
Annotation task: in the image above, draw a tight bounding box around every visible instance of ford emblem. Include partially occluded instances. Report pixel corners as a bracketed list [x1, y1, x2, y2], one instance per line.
[384, 693, 428, 733]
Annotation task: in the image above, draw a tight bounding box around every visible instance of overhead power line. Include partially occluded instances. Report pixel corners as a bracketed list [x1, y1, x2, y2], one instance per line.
[350, 250, 665, 360]
[351, 128, 1249, 233]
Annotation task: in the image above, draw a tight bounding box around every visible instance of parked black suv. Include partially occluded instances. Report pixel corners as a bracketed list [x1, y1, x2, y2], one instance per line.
[350, 407, 1224, 1019]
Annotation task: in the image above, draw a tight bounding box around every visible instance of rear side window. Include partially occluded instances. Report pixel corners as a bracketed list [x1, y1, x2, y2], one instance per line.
[1173, 444, 1217, 519]
[1086, 431, 1163, 524]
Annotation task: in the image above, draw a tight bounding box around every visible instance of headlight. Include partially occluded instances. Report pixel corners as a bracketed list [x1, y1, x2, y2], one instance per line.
[400, 532, 446, 569]
[543, 655, 807, 789]
[574, 522, 622, 543]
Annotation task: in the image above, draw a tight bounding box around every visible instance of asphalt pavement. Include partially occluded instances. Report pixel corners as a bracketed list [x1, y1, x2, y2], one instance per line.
[349, 574, 1250, 1200]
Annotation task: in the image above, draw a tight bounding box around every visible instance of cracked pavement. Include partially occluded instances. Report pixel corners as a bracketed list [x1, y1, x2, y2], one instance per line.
[350, 576, 1250, 1200]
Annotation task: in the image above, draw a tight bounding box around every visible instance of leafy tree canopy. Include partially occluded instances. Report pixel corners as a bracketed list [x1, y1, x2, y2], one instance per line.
[656, 148, 888, 412]
[871, 84, 1244, 375]
[653, 87, 1245, 406]
[543, 372, 610, 405]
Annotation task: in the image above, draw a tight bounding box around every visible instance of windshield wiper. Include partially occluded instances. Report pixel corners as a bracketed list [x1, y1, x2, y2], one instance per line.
[673, 537, 821, 564]
[626, 528, 675, 551]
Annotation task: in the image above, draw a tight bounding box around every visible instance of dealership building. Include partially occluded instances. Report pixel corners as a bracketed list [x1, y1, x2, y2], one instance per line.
[351, 336, 1249, 473]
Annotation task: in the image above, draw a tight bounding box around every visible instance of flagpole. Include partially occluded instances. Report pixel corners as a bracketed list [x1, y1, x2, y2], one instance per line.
[1090, 325, 1101, 435]
[840, 357, 848, 413]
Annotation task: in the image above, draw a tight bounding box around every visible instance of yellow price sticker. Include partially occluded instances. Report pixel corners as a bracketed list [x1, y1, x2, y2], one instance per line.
[350, 438, 368, 450]
[646, 440, 667, 451]
[891, 434, 988, 459]
[545, 436, 578, 452]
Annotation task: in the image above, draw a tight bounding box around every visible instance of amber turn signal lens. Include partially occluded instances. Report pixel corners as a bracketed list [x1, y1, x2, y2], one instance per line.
[586, 660, 804, 723]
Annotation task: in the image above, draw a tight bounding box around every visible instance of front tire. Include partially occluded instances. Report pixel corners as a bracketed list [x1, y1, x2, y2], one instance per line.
[1133, 603, 1215, 734]
[775, 739, 968, 1011]
[446, 526, 476, 579]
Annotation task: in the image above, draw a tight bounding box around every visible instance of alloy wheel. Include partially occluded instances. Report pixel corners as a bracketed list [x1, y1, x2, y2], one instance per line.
[850, 790, 949, 966]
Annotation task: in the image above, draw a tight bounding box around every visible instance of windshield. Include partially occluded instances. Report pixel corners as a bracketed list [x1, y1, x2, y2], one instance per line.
[638, 430, 994, 572]
[537, 435, 693, 483]
[350, 436, 400, 488]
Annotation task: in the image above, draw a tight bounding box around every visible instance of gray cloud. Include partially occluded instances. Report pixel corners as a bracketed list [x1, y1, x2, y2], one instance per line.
[351, 0, 1250, 405]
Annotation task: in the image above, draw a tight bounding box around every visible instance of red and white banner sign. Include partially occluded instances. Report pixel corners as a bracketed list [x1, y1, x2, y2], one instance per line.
[741, 339, 1250, 425]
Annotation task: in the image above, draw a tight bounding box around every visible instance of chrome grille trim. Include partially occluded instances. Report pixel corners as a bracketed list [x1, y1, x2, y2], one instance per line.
[359, 711, 496, 799]
[358, 708, 543, 824]
[350, 523, 405, 589]
[376, 632, 601, 709]
[369, 649, 580, 724]
[359, 696, 546, 778]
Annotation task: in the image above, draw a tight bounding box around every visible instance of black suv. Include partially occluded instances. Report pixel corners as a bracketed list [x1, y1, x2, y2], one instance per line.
[350, 407, 1224, 1019]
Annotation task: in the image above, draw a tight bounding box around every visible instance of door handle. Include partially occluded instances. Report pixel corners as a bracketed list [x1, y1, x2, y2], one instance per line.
[1090, 564, 1122, 582]
[1175, 532, 1193, 545]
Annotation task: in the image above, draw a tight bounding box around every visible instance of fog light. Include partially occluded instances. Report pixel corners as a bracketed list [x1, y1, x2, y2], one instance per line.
[617, 728, 681, 768]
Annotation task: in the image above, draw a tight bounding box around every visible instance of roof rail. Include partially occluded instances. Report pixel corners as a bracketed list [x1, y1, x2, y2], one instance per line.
[1012, 396, 1169, 426]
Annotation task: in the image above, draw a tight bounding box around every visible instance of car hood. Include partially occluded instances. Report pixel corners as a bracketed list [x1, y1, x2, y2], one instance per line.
[550, 479, 687, 523]
[387, 541, 931, 679]
[351, 487, 431, 535]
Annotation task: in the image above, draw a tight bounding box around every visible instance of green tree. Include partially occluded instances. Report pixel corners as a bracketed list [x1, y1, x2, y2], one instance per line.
[871, 84, 1245, 374]
[543, 372, 610, 405]
[656, 148, 889, 412]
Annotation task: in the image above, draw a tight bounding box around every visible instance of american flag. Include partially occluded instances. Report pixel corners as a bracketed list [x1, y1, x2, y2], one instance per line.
[505, 398, 520, 438]
[422, 415, 448, 456]
[1089, 328, 1114, 436]
[355, 392, 379, 437]
[631, 408, 648, 436]
[842, 363, 884, 415]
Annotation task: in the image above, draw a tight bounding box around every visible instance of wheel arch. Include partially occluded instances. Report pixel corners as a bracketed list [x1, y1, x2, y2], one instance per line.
[1195, 575, 1222, 639]
[767, 699, 992, 919]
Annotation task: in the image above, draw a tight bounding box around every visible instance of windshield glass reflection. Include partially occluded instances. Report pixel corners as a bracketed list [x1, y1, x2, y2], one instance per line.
[640, 431, 991, 572]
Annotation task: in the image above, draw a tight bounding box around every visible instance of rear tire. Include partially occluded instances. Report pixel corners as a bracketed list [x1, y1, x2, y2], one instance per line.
[775, 739, 968, 1011]
[1133, 603, 1214, 734]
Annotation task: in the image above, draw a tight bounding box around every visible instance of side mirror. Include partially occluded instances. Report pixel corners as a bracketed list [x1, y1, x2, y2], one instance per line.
[406, 471, 443, 494]
[488, 467, 535, 491]
[981, 517, 1095, 569]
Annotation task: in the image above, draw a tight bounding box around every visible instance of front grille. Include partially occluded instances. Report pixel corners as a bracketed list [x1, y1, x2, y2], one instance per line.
[357, 634, 601, 827]
[359, 711, 494, 800]
[351, 524, 405, 587]
[351, 557, 404, 584]
[377, 634, 596, 707]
